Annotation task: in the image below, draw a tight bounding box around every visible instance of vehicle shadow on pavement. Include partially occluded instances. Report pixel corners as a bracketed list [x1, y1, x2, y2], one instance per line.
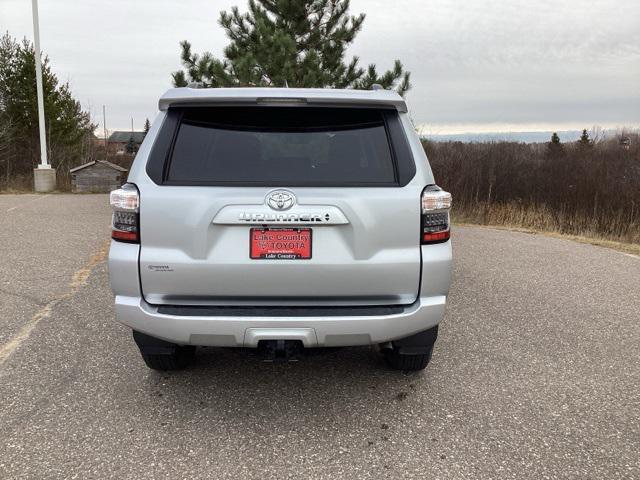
[134, 345, 432, 424]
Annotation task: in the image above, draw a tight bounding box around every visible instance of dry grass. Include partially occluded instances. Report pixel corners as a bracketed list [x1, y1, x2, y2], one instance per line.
[454, 202, 640, 256]
[0, 174, 34, 192]
[425, 135, 640, 253]
[0, 172, 75, 193]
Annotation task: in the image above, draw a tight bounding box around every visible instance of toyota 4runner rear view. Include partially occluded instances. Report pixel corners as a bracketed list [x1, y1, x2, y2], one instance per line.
[108, 87, 452, 371]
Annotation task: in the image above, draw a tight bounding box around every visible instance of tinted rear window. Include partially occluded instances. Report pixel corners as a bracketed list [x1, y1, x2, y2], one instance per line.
[164, 107, 398, 186]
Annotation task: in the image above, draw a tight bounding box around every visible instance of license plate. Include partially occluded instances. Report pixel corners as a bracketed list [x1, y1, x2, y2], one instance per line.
[250, 228, 312, 260]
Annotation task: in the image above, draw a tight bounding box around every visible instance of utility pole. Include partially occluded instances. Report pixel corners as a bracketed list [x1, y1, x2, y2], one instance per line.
[103, 105, 108, 159]
[32, 0, 56, 192]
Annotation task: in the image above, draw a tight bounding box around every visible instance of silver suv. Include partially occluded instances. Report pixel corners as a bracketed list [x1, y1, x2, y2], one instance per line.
[108, 87, 452, 371]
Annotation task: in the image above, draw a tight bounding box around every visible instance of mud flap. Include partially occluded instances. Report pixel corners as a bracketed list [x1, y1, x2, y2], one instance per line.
[391, 325, 439, 355]
[133, 330, 179, 355]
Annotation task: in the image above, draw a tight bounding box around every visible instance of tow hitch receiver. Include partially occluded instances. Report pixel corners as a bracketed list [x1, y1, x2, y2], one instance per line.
[258, 340, 304, 363]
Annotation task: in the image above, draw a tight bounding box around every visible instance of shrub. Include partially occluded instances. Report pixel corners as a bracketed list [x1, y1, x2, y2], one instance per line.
[424, 134, 640, 244]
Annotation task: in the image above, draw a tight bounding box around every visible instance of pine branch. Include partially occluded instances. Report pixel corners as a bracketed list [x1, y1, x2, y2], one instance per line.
[171, 0, 411, 94]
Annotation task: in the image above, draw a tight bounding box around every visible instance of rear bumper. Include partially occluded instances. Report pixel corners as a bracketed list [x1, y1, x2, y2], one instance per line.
[109, 239, 451, 348]
[113, 295, 447, 347]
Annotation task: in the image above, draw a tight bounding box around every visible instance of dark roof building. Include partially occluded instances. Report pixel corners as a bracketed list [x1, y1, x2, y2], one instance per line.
[108, 131, 146, 143]
[107, 131, 146, 155]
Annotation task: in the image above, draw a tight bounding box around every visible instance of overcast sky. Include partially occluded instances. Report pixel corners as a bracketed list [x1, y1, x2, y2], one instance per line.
[2, 0, 639, 134]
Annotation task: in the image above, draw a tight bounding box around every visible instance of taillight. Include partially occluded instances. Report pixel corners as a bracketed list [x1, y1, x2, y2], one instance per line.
[421, 185, 452, 244]
[110, 183, 140, 243]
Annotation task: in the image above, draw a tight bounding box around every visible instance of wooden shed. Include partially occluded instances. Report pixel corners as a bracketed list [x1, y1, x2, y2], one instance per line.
[70, 160, 128, 193]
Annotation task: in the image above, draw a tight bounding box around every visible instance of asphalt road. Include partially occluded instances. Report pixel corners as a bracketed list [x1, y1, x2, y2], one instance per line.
[0, 194, 638, 479]
[0, 194, 111, 347]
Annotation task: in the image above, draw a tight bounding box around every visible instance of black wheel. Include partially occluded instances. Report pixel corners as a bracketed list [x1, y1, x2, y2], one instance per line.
[382, 325, 438, 371]
[383, 345, 434, 371]
[133, 330, 196, 370]
[141, 346, 196, 370]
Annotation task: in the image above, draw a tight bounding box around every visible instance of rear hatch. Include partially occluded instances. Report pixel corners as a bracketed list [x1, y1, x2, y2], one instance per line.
[139, 105, 421, 306]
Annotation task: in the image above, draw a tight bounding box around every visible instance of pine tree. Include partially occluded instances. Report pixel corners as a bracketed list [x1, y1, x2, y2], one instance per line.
[578, 129, 591, 148]
[125, 136, 137, 154]
[0, 34, 94, 183]
[143, 118, 151, 136]
[172, 0, 411, 95]
[547, 132, 564, 157]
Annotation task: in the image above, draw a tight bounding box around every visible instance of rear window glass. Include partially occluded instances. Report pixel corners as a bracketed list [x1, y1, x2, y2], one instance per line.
[165, 107, 397, 185]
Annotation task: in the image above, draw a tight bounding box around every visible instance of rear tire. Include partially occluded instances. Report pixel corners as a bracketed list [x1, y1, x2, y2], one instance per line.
[133, 330, 196, 370]
[140, 346, 196, 371]
[383, 346, 434, 371]
[382, 325, 438, 371]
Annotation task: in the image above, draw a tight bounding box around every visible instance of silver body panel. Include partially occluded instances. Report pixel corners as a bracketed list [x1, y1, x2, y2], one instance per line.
[137, 184, 423, 306]
[109, 87, 452, 347]
[109, 241, 451, 347]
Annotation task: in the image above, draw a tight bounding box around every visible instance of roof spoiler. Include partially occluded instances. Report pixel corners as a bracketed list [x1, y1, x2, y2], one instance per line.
[158, 87, 407, 113]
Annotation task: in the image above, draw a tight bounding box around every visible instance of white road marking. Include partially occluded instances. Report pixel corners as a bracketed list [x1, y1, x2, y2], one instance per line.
[0, 241, 109, 366]
[6, 194, 51, 212]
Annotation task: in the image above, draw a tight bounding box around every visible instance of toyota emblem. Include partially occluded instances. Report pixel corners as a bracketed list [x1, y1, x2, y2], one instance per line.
[266, 190, 296, 211]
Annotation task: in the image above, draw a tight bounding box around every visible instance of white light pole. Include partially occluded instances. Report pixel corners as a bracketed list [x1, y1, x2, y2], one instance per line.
[32, 0, 57, 192]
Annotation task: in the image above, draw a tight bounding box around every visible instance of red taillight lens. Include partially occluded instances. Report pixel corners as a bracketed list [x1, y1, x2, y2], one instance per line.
[421, 186, 451, 245]
[423, 230, 450, 242]
[110, 184, 139, 243]
[111, 229, 139, 242]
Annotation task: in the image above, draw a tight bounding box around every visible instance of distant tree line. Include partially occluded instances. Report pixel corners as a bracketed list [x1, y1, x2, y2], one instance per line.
[425, 132, 640, 243]
[0, 34, 95, 189]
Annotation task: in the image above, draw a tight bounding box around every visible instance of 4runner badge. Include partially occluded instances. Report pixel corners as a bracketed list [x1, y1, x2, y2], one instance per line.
[266, 190, 296, 211]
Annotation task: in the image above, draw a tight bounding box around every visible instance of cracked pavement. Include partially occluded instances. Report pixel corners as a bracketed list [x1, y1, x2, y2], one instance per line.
[0, 194, 638, 479]
[0, 194, 111, 346]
